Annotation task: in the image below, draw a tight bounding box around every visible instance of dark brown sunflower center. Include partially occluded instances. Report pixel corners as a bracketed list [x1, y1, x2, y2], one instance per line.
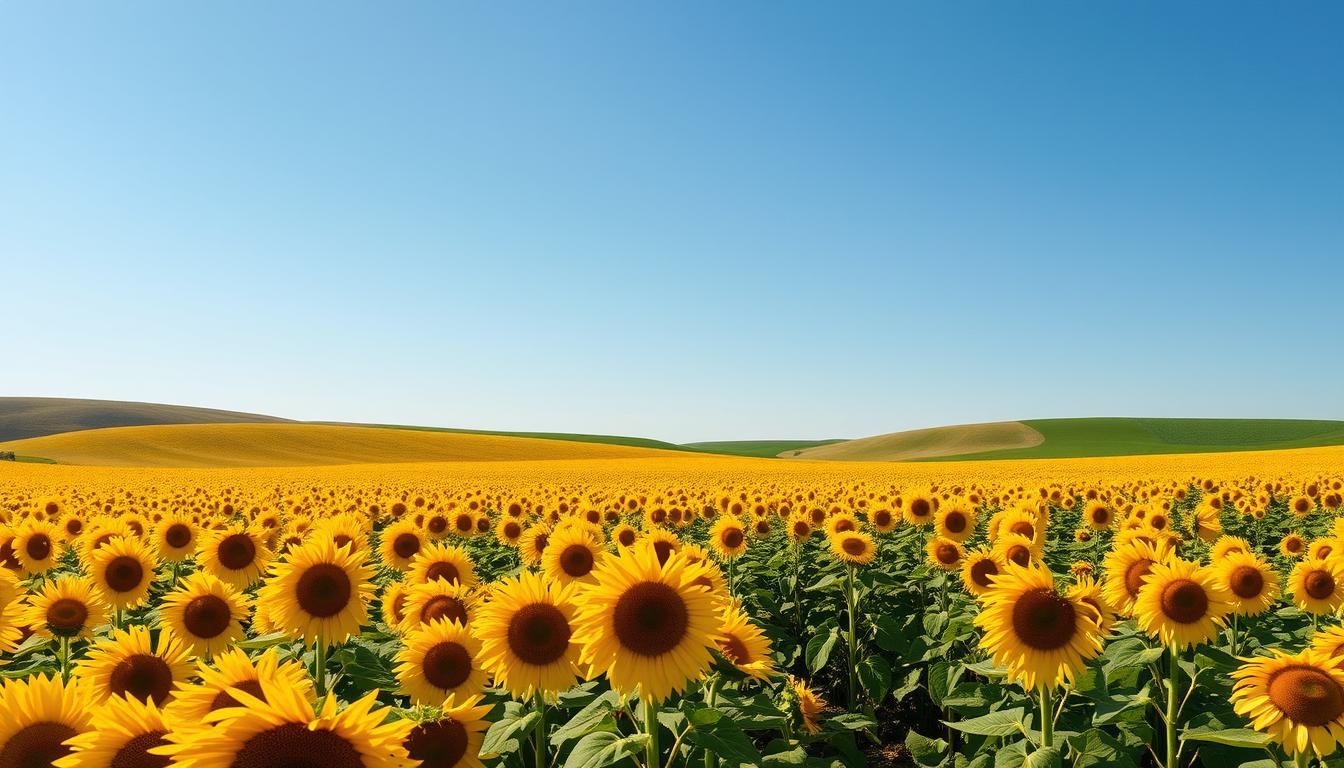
[1124, 559, 1154, 597]
[559, 545, 595, 577]
[910, 499, 931, 518]
[1160, 579, 1209, 623]
[1228, 566, 1264, 599]
[652, 540, 675, 566]
[721, 529, 744, 549]
[217, 535, 257, 570]
[295, 564, 353, 618]
[422, 641, 473, 691]
[66, 520, 84, 535]
[405, 720, 469, 768]
[105, 556, 146, 593]
[612, 581, 689, 657]
[503, 523, 522, 540]
[210, 678, 266, 711]
[1010, 522, 1035, 539]
[970, 558, 999, 588]
[392, 534, 420, 559]
[841, 537, 868, 557]
[617, 529, 637, 547]
[1091, 508, 1110, 524]
[873, 511, 892, 527]
[165, 524, 192, 549]
[25, 535, 51, 562]
[717, 633, 751, 664]
[1268, 665, 1344, 726]
[1010, 588, 1077, 650]
[184, 594, 233, 638]
[46, 598, 90, 637]
[109, 654, 175, 705]
[455, 516, 473, 533]
[232, 723, 365, 768]
[333, 535, 354, 550]
[428, 517, 447, 534]
[506, 603, 571, 666]
[1287, 538, 1305, 553]
[1006, 545, 1032, 567]
[1306, 569, 1337, 600]
[0, 722, 78, 768]
[936, 543, 960, 564]
[792, 521, 810, 538]
[421, 596, 468, 626]
[1320, 547, 1336, 560]
[944, 513, 966, 533]
[425, 561, 460, 584]
[110, 729, 170, 768]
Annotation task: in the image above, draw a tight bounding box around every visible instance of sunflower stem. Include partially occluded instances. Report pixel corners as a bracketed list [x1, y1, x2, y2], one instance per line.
[1166, 641, 1179, 768]
[1229, 613, 1238, 656]
[704, 677, 721, 768]
[58, 635, 71, 683]
[1294, 751, 1312, 768]
[1038, 685, 1053, 748]
[845, 564, 860, 711]
[314, 638, 327, 696]
[644, 697, 661, 768]
[534, 690, 547, 768]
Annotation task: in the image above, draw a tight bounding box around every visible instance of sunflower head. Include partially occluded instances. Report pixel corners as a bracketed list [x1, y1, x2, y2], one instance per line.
[473, 571, 582, 699]
[1232, 648, 1344, 758]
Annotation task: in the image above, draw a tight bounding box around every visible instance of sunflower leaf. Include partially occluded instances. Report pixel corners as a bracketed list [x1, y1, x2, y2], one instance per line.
[563, 731, 650, 768]
[1180, 727, 1272, 749]
[481, 710, 542, 756]
[944, 707, 1028, 737]
[805, 627, 839, 673]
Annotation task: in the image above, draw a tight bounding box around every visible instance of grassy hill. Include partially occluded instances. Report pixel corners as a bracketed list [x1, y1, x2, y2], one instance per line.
[0, 397, 288, 442]
[0, 423, 692, 468]
[787, 422, 1043, 461]
[682, 439, 847, 458]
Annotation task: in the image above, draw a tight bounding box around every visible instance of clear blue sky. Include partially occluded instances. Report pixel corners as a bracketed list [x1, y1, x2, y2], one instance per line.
[3, 3, 1341, 443]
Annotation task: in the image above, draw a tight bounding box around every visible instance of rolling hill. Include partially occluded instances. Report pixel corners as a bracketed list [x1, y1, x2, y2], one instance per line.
[0, 397, 289, 442]
[787, 422, 1043, 461]
[0, 423, 691, 468]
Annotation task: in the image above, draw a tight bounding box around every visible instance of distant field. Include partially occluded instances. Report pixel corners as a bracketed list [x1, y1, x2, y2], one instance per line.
[334, 422, 692, 452]
[682, 439, 846, 458]
[0, 397, 288, 442]
[0, 423, 691, 468]
[788, 422, 1043, 461]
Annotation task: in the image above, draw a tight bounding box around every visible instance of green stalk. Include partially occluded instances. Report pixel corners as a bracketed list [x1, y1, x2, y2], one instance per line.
[645, 698, 661, 768]
[1039, 685, 1053, 748]
[1229, 613, 1238, 656]
[845, 565, 860, 710]
[1166, 642, 1179, 768]
[59, 636, 71, 683]
[534, 690, 547, 768]
[704, 677, 721, 768]
[314, 638, 327, 695]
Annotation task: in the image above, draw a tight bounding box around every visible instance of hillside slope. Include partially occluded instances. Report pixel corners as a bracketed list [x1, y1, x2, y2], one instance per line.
[0, 397, 288, 442]
[788, 422, 1043, 461]
[0, 423, 692, 467]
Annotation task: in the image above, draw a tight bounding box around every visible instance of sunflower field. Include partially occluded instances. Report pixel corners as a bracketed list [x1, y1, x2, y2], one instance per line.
[2, 451, 1344, 768]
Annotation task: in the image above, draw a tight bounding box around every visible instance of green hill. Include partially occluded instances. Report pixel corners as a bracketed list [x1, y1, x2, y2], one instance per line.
[681, 439, 846, 458]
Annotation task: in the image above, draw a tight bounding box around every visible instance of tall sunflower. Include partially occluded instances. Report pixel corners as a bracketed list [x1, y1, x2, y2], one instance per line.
[395, 618, 489, 705]
[540, 526, 605, 586]
[1215, 552, 1280, 616]
[572, 543, 723, 702]
[1133, 557, 1232, 648]
[829, 531, 876, 566]
[473, 571, 582, 698]
[54, 691, 172, 768]
[259, 537, 373, 646]
[159, 571, 251, 657]
[1102, 538, 1172, 618]
[0, 675, 94, 768]
[974, 563, 1103, 690]
[378, 520, 425, 572]
[22, 575, 109, 640]
[1231, 648, 1344, 759]
[935, 503, 976, 543]
[402, 695, 493, 768]
[1290, 559, 1344, 615]
[198, 524, 273, 589]
[87, 535, 157, 610]
[76, 625, 193, 706]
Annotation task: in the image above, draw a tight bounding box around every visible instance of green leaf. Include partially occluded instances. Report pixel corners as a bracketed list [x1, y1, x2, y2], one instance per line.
[481, 711, 541, 756]
[683, 708, 761, 767]
[1066, 730, 1135, 768]
[827, 713, 876, 731]
[1181, 727, 1272, 749]
[563, 732, 649, 768]
[806, 573, 842, 592]
[857, 655, 891, 703]
[1024, 746, 1061, 768]
[905, 730, 948, 768]
[944, 707, 1028, 737]
[551, 691, 620, 746]
[805, 628, 839, 673]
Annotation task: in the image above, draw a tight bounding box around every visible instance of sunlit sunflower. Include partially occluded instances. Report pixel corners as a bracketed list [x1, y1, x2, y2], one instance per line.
[991, 532, 1038, 569]
[610, 523, 639, 550]
[935, 503, 976, 543]
[54, 688, 173, 768]
[153, 515, 198, 563]
[155, 678, 411, 768]
[868, 506, 898, 533]
[401, 694, 493, 768]
[396, 618, 489, 705]
[198, 524, 273, 589]
[159, 571, 251, 657]
[166, 647, 314, 727]
[1290, 495, 1316, 517]
[1190, 504, 1222, 542]
[960, 548, 1003, 597]
[377, 520, 425, 572]
[788, 675, 826, 735]
[259, 537, 373, 646]
[518, 524, 552, 566]
[494, 517, 525, 548]
[1231, 648, 1344, 758]
[0, 674, 94, 768]
[1133, 557, 1232, 648]
[1211, 535, 1253, 562]
[22, 574, 109, 640]
[709, 516, 748, 559]
[14, 519, 62, 576]
[641, 528, 683, 566]
[1309, 538, 1343, 561]
[1281, 533, 1308, 558]
[92, 538, 152, 610]
[784, 516, 814, 544]
[1215, 552, 1280, 617]
[830, 530, 876, 566]
[76, 625, 193, 705]
[715, 599, 777, 681]
[408, 542, 479, 589]
[572, 543, 722, 702]
[1102, 538, 1172, 618]
[540, 525, 605, 586]
[1083, 501, 1113, 531]
[1310, 626, 1344, 664]
[399, 578, 477, 631]
[1290, 559, 1344, 615]
[975, 562, 1103, 690]
[473, 571, 582, 698]
[1066, 575, 1115, 636]
[926, 536, 965, 571]
[380, 580, 411, 629]
[903, 494, 936, 526]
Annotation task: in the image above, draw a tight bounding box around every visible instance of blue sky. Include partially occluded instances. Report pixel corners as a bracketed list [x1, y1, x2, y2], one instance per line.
[3, 3, 1341, 443]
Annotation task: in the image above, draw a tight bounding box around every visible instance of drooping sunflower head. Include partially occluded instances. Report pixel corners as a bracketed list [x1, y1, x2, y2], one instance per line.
[1231, 648, 1344, 758]
[518, 525, 552, 566]
[1133, 557, 1232, 648]
[159, 571, 251, 658]
[1215, 552, 1280, 617]
[473, 571, 582, 699]
[76, 625, 194, 706]
[974, 562, 1103, 691]
[1309, 538, 1342, 561]
[714, 599, 777, 682]
[395, 618, 489, 705]
[787, 675, 826, 735]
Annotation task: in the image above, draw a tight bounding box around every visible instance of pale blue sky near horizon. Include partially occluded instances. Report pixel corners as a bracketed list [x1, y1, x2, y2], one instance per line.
[3, 2, 1341, 443]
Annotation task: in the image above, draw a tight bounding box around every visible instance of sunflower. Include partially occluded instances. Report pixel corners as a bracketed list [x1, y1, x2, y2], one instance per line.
[935, 504, 976, 543]
[540, 525, 605, 586]
[14, 519, 62, 576]
[22, 574, 109, 640]
[399, 579, 477, 631]
[1290, 495, 1316, 517]
[975, 563, 1103, 690]
[1309, 538, 1342, 561]
[408, 542, 478, 589]
[829, 531, 876, 566]
[960, 548, 1003, 597]
[198, 524, 273, 589]
[259, 537, 373, 646]
[1215, 552, 1280, 616]
[1211, 535, 1253, 562]
[715, 599, 776, 681]
[1290, 559, 1344, 615]
[903, 494, 935, 526]
[1066, 575, 1115, 636]
[1231, 648, 1344, 758]
[0, 674, 94, 768]
[166, 647, 314, 727]
[1102, 538, 1172, 618]
[784, 516, 814, 544]
[1083, 501, 1113, 531]
[76, 625, 193, 705]
[1311, 626, 1344, 663]
[155, 678, 411, 768]
[1281, 533, 1308, 558]
[54, 689, 173, 768]
[159, 571, 251, 657]
[396, 618, 489, 705]
[788, 675, 826, 735]
[87, 535, 157, 610]
[641, 528, 683, 566]
[572, 543, 722, 702]
[518, 525, 551, 566]
[1133, 557, 1232, 648]
[473, 571, 582, 698]
[709, 517, 747, 559]
[153, 515, 198, 563]
[380, 580, 411, 629]
[494, 517, 525, 548]
[1190, 505, 1222, 542]
[926, 537, 965, 571]
[376, 520, 424, 572]
[991, 532, 1038, 569]
[402, 694, 493, 768]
